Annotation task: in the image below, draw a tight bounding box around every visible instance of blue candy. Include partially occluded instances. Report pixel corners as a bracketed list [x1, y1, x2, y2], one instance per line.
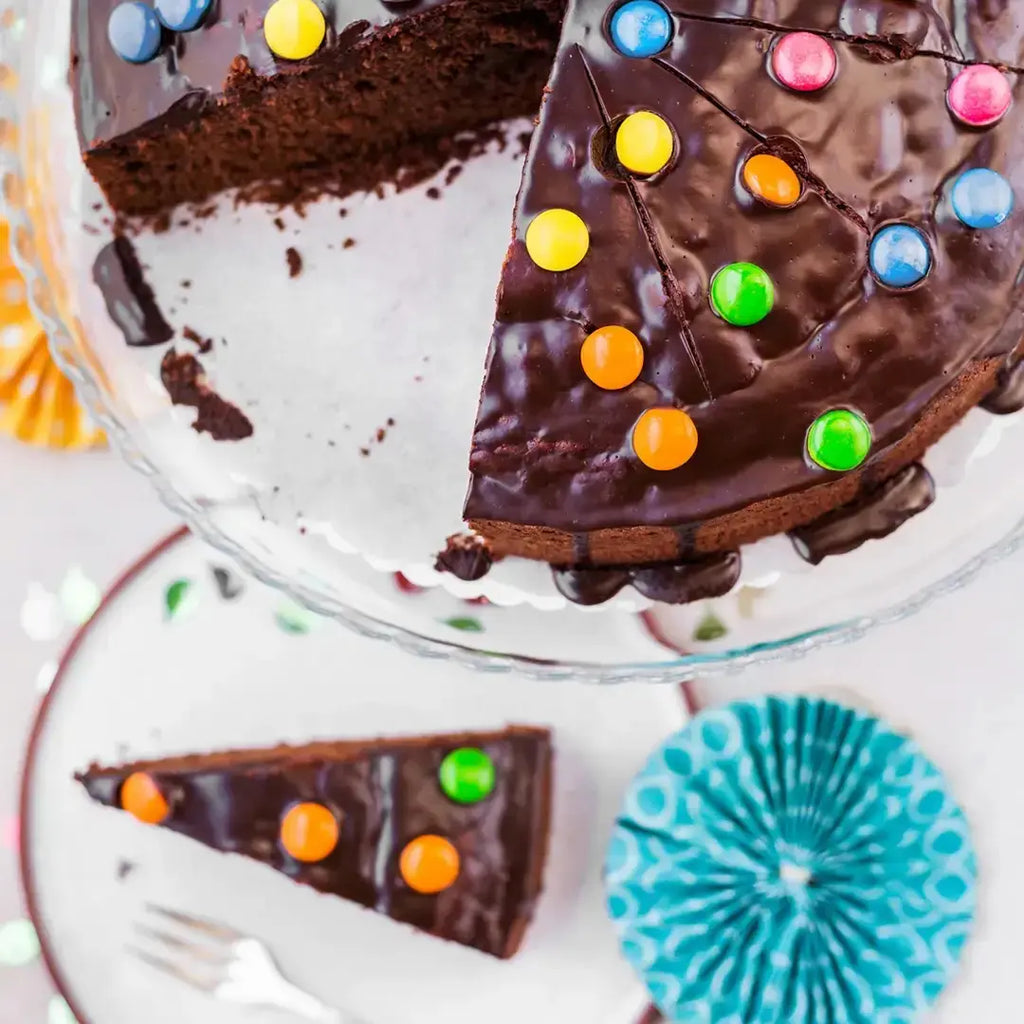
[154, 0, 212, 31]
[107, 2, 162, 63]
[869, 223, 932, 289]
[951, 168, 1014, 229]
[609, 0, 673, 59]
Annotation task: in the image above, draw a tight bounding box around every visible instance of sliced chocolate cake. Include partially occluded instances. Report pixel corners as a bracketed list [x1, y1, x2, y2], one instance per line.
[72, 0, 1024, 599]
[77, 726, 553, 958]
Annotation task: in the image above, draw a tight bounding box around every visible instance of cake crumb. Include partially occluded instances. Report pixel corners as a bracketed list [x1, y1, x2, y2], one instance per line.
[160, 349, 254, 441]
[426, 187, 441, 200]
[115, 859, 137, 881]
[444, 164, 463, 187]
[339, 207, 348, 218]
[343, 237, 356, 249]
[180, 279, 192, 288]
[359, 446, 370, 457]
[286, 247, 303, 278]
[182, 325, 213, 354]
[273, 216, 285, 232]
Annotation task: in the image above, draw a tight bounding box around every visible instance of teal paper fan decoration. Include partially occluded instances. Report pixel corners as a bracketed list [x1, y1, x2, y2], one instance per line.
[605, 696, 976, 1024]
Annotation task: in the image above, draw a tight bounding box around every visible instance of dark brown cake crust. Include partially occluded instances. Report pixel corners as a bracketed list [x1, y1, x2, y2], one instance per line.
[72, 0, 566, 220]
[77, 726, 553, 959]
[471, 357, 1001, 564]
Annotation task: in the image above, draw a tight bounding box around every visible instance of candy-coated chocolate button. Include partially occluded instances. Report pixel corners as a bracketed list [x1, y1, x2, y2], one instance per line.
[947, 65, 1011, 127]
[609, 0, 673, 58]
[439, 748, 496, 804]
[632, 408, 698, 471]
[525, 209, 590, 272]
[120, 772, 170, 825]
[869, 224, 931, 288]
[615, 111, 675, 175]
[806, 409, 872, 471]
[107, 2, 163, 63]
[581, 325, 644, 390]
[400, 835, 461, 893]
[951, 168, 1014, 228]
[280, 802, 340, 863]
[263, 0, 326, 61]
[710, 263, 775, 326]
[742, 153, 801, 207]
[771, 32, 837, 92]
[154, 0, 212, 31]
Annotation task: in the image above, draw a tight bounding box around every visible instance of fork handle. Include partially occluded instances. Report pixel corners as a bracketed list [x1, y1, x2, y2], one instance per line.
[274, 980, 360, 1024]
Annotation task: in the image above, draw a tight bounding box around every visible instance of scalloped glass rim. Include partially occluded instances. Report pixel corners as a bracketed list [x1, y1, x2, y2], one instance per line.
[2, 0, 1023, 684]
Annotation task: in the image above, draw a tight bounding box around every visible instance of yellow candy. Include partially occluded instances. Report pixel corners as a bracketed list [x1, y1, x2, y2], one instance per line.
[615, 111, 675, 176]
[525, 209, 590, 272]
[263, 0, 325, 61]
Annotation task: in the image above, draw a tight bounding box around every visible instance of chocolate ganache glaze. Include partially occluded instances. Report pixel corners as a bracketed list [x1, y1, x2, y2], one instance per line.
[789, 462, 936, 564]
[77, 727, 553, 958]
[464, 1, 1024, 569]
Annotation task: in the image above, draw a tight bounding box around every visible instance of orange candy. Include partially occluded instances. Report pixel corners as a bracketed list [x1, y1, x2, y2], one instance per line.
[120, 772, 171, 825]
[632, 408, 698, 471]
[581, 326, 644, 390]
[280, 802, 340, 863]
[399, 834, 461, 894]
[742, 153, 801, 208]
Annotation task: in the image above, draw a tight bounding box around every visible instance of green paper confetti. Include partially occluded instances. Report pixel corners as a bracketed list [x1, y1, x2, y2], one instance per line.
[164, 579, 198, 620]
[48, 995, 79, 1024]
[693, 610, 728, 643]
[0, 918, 40, 967]
[443, 616, 484, 633]
[274, 600, 319, 635]
[58, 566, 100, 625]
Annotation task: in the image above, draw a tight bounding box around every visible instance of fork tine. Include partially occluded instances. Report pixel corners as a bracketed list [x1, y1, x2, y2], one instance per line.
[125, 944, 219, 993]
[144, 903, 243, 943]
[133, 924, 230, 966]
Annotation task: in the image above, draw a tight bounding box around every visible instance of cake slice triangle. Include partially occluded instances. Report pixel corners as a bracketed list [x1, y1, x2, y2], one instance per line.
[77, 726, 552, 958]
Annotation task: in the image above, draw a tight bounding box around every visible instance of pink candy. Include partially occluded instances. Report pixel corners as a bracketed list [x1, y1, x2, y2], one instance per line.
[771, 32, 837, 92]
[947, 64, 1012, 127]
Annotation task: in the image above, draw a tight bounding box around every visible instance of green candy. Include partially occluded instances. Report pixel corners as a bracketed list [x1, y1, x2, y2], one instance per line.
[710, 262, 774, 326]
[439, 747, 496, 804]
[807, 409, 872, 471]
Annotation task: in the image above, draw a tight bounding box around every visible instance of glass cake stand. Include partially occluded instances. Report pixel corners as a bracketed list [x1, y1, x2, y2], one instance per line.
[3, 0, 1024, 684]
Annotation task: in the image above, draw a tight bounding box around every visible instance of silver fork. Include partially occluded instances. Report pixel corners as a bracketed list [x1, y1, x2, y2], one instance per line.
[128, 903, 361, 1023]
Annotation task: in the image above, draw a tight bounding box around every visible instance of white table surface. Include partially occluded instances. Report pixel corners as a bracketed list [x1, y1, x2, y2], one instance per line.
[0, 432, 1021, 1022]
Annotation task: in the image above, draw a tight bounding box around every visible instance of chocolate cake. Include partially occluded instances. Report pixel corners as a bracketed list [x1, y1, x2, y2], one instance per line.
[72, 0, 1024, 601]
[76, 726, 553, 958]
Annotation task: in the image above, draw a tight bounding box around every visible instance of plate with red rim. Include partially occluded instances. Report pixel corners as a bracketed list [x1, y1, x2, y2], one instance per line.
[19, 529, 684, 1024]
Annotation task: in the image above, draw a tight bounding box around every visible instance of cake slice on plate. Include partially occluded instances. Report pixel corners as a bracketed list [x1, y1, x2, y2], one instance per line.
[76, 726, 553, 958]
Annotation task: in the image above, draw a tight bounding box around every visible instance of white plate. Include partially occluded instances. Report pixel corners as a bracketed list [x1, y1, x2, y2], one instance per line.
[20, 531, 686, 1024]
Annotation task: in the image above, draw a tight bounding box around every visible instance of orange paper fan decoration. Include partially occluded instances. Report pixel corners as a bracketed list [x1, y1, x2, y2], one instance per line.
[0, 222, 103, 448]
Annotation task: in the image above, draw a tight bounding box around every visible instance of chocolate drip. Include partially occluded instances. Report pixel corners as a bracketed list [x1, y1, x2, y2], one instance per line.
[631, 551, 741, 604]
[433, 533, 494, 581]
[77, 727, 553, 959]
[789, 464, 935, 565]
[160, 349, 254, 441]
[91, 236, 173, 347]
[552, 549, 741, 606]
[981, 359, 1024, 414]
[551, 565, 632, 605]
[572, 533, 591, 564]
